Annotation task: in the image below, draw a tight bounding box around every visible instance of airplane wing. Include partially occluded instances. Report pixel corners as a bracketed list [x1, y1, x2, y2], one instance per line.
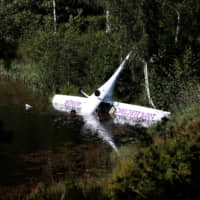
[52, 95, 170, 127]
[111, 100, 170, 127]
[52, 95, 87, 113]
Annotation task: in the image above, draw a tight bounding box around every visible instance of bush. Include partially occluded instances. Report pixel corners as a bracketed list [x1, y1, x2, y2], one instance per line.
[105, 102, 200, 200]
[150, 48, 198, 110]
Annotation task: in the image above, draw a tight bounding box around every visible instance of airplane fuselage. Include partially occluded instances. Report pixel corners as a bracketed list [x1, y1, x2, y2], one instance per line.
[52, 94, 170, 127]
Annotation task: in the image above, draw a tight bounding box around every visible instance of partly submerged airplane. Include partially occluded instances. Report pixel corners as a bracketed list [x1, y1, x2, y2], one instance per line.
[52, 51, 170, 127]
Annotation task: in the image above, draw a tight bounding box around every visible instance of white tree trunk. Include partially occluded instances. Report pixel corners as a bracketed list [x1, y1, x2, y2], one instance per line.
[167, 4, 181, 44]
[144, 61, 156, 108]
[106, 10, 110, 33]
[53, 0, 57, 33]
[175, 9, 180, 44]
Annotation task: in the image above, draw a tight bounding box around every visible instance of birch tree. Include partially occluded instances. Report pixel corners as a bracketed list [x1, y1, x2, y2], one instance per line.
[106, 9, 110, 33]
[164, 3, 181, 44]
[52, 0, 57, 33]
[144, 60, 156, 108]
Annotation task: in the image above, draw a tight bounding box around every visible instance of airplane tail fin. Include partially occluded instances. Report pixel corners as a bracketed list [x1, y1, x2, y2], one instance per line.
[80, 51, 132, 115]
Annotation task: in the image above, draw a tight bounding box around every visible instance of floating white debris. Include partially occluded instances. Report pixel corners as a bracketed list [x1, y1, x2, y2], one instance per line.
[25, 104, 32, 110]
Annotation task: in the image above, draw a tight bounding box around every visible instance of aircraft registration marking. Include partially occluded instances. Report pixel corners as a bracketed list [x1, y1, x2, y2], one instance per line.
[115, 107, 156, 121]
[64, 100, 82, 107]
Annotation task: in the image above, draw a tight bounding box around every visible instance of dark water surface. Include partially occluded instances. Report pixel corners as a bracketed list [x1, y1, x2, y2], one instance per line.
[0, 78, 138, 198]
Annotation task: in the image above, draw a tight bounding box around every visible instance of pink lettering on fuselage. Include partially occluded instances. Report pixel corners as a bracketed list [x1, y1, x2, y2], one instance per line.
[115, 107, 156, 122]
[64, 100, 82, 107]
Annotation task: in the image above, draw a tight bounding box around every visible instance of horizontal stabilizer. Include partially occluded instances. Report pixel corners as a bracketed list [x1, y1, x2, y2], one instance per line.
[79, 88, 89, 98]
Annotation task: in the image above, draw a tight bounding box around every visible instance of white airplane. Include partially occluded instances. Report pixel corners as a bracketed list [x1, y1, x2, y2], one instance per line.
[52, 51, 170, 127]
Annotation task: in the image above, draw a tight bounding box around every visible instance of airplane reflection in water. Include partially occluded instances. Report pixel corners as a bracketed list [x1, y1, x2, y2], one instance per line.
[82, 115, 119, 154]
[53, 113, 119, 154]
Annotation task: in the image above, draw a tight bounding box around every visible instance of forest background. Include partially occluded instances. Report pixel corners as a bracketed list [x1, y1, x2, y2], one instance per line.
[1, 0, 200, 110]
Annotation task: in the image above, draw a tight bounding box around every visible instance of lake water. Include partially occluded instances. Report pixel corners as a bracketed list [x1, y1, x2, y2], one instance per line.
[0, 77, 142, 199]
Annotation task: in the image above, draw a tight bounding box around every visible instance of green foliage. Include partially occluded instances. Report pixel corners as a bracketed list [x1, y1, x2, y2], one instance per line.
[106, 123, 200, 200]
[148, 102, 200, 138]
[28, 30, 84, 94]
[1, 0, 200, 107]
[150, 47, 198, 110]
[103, 102, 200, 200]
